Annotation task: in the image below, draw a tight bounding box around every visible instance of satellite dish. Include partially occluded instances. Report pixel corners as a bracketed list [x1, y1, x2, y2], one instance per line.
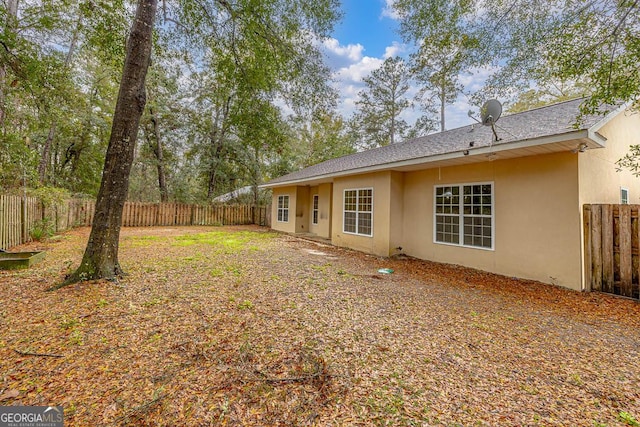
[480, 99, 502, 126]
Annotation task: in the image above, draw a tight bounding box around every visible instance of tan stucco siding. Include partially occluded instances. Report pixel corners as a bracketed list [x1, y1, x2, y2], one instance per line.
[389, 171, 404, 256]
[579, 110, 640, 205]
[316, 183, 333, 238]
[271, 187, 297, 233]
[402, 152, 583, 290]
[295, 186, 310, 233]
[308, 186, 319, 235]
[271, 186, 310, 234]
[272, 183, 332, 238]
[331, 172, 395, 256]
[577, 110, 640, 291]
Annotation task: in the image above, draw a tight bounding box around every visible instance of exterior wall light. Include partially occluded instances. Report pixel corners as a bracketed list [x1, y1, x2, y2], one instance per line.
[572, 142, 588, 153]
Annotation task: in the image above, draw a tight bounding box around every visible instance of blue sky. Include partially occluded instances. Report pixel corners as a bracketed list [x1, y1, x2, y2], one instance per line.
[332, 0, 399, 59]
[322, 0, 493, 131]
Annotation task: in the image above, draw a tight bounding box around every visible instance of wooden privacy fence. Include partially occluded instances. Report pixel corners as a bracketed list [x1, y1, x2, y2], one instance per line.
[584, 204, 640, 299]
[0, 195, 41, 250]
[1, 196, 98, 249]
[0, 195, 271, 250]
[118, 203, 269, 227]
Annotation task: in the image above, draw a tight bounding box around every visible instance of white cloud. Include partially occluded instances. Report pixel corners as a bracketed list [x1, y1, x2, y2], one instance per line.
[319, 38, 386, 116]
[336, 56, 384, 83]
[380, 0, 400, 20]
[321, 38, 364, 69]
[383, 41, 405, 59]
[333, 57, 383, 118]
[458, 64, 501, 93]
[323, 36, 503, 131]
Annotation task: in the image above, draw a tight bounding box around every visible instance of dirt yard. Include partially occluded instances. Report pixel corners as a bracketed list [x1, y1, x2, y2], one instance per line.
[1, 226, 639, 426]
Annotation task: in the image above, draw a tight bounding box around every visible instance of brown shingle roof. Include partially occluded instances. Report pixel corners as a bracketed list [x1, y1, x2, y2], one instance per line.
[265, 98, 606, 186]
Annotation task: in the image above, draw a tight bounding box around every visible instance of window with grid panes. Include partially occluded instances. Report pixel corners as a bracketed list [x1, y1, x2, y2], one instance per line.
[435, 183, 493, 249]
[435, 186, 460, 244]
[277, 195, 289, 222]
[621, 188, 629, 204]
[343, 188, 373, 236]
[312, 195, 319, 224]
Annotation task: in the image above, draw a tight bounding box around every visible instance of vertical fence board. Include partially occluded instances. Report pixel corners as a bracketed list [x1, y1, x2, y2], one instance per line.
[583, 205, 592, 291]
[1, 196, 5, 249]
[11, 196, 17, 247]
[591, 205, 602, 291]
[124, 202, 130, 227]
[585, 204, 640, 300]
[601, 205, 614, 293]
[1, 195, 270, 250]
[590, 205, 603, 291]
[6, 196, 11, 247]
[637, 207, 640, 299]
[2, 196, 6, 249]
[619, 205, 633, 296]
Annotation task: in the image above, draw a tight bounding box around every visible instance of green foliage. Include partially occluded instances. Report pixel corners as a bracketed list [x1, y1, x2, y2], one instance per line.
[174, 230, 275, 251]
[146, 0, 343, 202]
[394, 0, 481, 131]
[352, 57, 413, 148]
[0, 134, 37, 191]
[29, 187, 70, 207]
[287, 112, 356, 169]
[30, 218, 54, 241]
[616, 145, 640, 176]
[58, 315, 80, 330]
[0, 0, 121, 195]
[619, 411, 640, 427]
[237, 300, 254, 310]
[506, 83, 590, 113]
[394, 0, 639, 126]
[69, 329, 84, 346]
[478, 0, 639, 115]
[0, 0, 343, 204]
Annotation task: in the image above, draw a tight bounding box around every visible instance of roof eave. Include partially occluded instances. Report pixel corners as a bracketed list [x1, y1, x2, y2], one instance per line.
[261, 129, 600, 188]
[584, 102, 629, 148]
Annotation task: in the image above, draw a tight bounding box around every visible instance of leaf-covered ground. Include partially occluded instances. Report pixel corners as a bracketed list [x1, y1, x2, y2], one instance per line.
[1, 226, 640, 426]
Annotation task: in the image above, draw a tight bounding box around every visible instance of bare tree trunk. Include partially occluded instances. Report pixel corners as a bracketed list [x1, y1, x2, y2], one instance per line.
[0, 58, 7, 131]
[38, 15, 82, 184]
[148, 106, 168, 202]
[56, 0, 158, 288]
[38, 124, 56, 182]
[206, 97, 231, 200]
[0, 0, 19, 131]
[6, 1, 17, 22]
[440, 82, 446, 132]
[390, 111, 395, 145]
[206, 139, 223, 200]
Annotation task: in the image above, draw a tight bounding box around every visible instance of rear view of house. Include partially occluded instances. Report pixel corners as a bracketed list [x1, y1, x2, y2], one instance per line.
[262, 99, 640, 291]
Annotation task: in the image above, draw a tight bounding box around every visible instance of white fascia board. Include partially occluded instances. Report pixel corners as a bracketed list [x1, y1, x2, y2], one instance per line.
[583, 102, 636, 149]
[261, 129, 598, 188]
[586, 103, 628, 145]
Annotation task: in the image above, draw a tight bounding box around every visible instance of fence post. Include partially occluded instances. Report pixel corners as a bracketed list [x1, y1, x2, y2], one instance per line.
[619, 205, 633, 297]
[21, 196, 27, 242]
[583, 205, 592, 292]
[601, 205, 614, 293]
[2, 197, 271, 250]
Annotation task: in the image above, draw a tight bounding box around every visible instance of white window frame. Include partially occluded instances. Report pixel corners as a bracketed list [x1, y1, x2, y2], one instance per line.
[621, 187, 629, 204]
[343, 188, 373, 237]
[277, 195, 289, 223]
[433, 182, 494, 251]
[312, 194, 319, 225]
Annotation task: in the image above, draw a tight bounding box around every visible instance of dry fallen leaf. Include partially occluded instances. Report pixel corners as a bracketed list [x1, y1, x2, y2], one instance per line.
[1, 225, 640, 426]
[0, 389, 19, 400]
